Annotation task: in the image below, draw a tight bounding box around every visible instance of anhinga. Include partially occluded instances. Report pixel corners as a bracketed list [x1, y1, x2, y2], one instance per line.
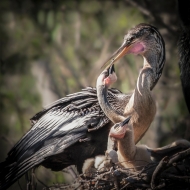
[97, 23, 165, 144]
[82, 23, 166, 174]
[95, 22, 165, 167]
[178, 0, 190, 112]
[0, 23, 164, 190]
[97, 65, 190, 171]
[109, 116, 190, 170]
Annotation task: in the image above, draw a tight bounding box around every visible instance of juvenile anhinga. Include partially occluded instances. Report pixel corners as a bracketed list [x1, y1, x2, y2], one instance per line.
[97, 65, 190, 171]
[0, 23, 164, 190]
[109, 116, 190, 170]
[84, 65, 190, 173]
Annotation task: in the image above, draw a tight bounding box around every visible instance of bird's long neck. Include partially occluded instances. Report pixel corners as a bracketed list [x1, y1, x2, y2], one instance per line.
[124, 58, 157, 144]
[116, 126, 136, 165]
[125, 65, 155, 111]
[96, 85, 125, 123]
[117, 65, 155, 167]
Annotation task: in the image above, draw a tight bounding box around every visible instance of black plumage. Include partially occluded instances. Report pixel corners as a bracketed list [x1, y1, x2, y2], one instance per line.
[0, 22, 165, 189]
[0, 87, 131, 190]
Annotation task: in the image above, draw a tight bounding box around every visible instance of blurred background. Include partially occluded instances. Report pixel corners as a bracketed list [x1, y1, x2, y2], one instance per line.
[0, 0, 189, 189]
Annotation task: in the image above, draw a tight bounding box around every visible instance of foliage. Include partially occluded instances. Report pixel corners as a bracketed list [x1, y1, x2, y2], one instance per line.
[0, 0, 189, 189]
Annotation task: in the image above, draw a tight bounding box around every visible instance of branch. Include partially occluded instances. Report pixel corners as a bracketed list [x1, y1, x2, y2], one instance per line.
[42, 148, 190, 190]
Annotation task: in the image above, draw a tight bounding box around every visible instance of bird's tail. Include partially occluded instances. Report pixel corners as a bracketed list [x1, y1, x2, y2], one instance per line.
[0, 158, 36, 190]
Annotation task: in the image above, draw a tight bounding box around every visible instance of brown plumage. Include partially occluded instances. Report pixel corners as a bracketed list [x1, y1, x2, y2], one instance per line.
[109, 117, 190, 170]
[97, 64, 155, 170]
[109, 118, 152, 170]
[0, 23, 164, 190]
[98, 65, 190, 171]
[97, 23, 165, 144]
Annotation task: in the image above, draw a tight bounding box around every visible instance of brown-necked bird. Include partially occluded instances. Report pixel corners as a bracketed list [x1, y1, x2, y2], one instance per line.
[0, 23, 165, 190]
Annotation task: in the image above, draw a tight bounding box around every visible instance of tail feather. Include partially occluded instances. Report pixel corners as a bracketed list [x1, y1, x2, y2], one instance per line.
[0, 159, 37, 190]
[0, 132, 85, 189]
[0, 147, 49, 190]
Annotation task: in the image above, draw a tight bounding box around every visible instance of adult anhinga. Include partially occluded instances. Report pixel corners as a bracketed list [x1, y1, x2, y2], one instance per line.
[97, 23, 165, 144]
[0, 23, 164, 190]
[178, 0, 190, 112]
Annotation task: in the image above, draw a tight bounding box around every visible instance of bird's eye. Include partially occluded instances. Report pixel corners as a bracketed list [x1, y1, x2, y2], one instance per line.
[130, 37, 134, 41]
[126, 37, 132, 43]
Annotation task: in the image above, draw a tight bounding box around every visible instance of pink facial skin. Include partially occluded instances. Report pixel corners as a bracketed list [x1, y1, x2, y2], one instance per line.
[109, 125, 127, 139]
[104, 77, 112, 86]
[104, 72, 117, 86]
[128, 43, 145, 54]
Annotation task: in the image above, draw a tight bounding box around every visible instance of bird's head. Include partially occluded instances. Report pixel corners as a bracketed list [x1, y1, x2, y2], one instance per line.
[104, 23, 165, 66]
[109, 116, 131, 140]
[103, 23, 165, 89]
[97, 64, 117, 87]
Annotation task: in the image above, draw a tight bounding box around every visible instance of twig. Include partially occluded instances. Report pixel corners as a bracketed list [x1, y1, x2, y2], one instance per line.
[151, 156, 169, 189]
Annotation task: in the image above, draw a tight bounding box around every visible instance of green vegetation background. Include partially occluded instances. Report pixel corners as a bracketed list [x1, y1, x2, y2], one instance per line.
[0, 0, 189, 189]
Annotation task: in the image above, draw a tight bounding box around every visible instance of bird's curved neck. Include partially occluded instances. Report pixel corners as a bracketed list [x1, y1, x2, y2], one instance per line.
[96, 85, 125, 123]
[142, 41, 165, 90]
[143, 53, 159, 80]
[124, 62, 156, 144]
[124, 53, 158, 115]
[137, 65, 152, 95]
[117, 127, 136, 163]
[126, 65, 154, 112]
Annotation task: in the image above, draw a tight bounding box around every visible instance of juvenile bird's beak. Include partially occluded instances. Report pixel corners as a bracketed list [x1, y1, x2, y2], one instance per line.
[113, 116, 131, 130]
[120, 116, 131, 127]
[108, 64, 115, 75]
[102, 40, 132, 69]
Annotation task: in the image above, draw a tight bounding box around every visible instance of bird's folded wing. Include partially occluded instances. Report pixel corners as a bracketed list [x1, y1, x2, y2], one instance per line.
[7, 87, 127, 162]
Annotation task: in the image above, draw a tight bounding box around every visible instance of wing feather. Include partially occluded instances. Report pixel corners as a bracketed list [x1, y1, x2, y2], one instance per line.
[1, 87, 132, 190]
[7, 87, 130, 161]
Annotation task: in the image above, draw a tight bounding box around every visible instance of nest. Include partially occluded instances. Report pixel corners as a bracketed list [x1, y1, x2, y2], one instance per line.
[44, 148, 190, 190]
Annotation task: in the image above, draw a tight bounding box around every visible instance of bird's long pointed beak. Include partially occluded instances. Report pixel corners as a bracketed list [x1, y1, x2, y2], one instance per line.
[102, 41, 131, 69]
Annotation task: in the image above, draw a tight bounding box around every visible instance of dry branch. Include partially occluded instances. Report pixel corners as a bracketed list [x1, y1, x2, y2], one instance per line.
[43, 148, 190, 190]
